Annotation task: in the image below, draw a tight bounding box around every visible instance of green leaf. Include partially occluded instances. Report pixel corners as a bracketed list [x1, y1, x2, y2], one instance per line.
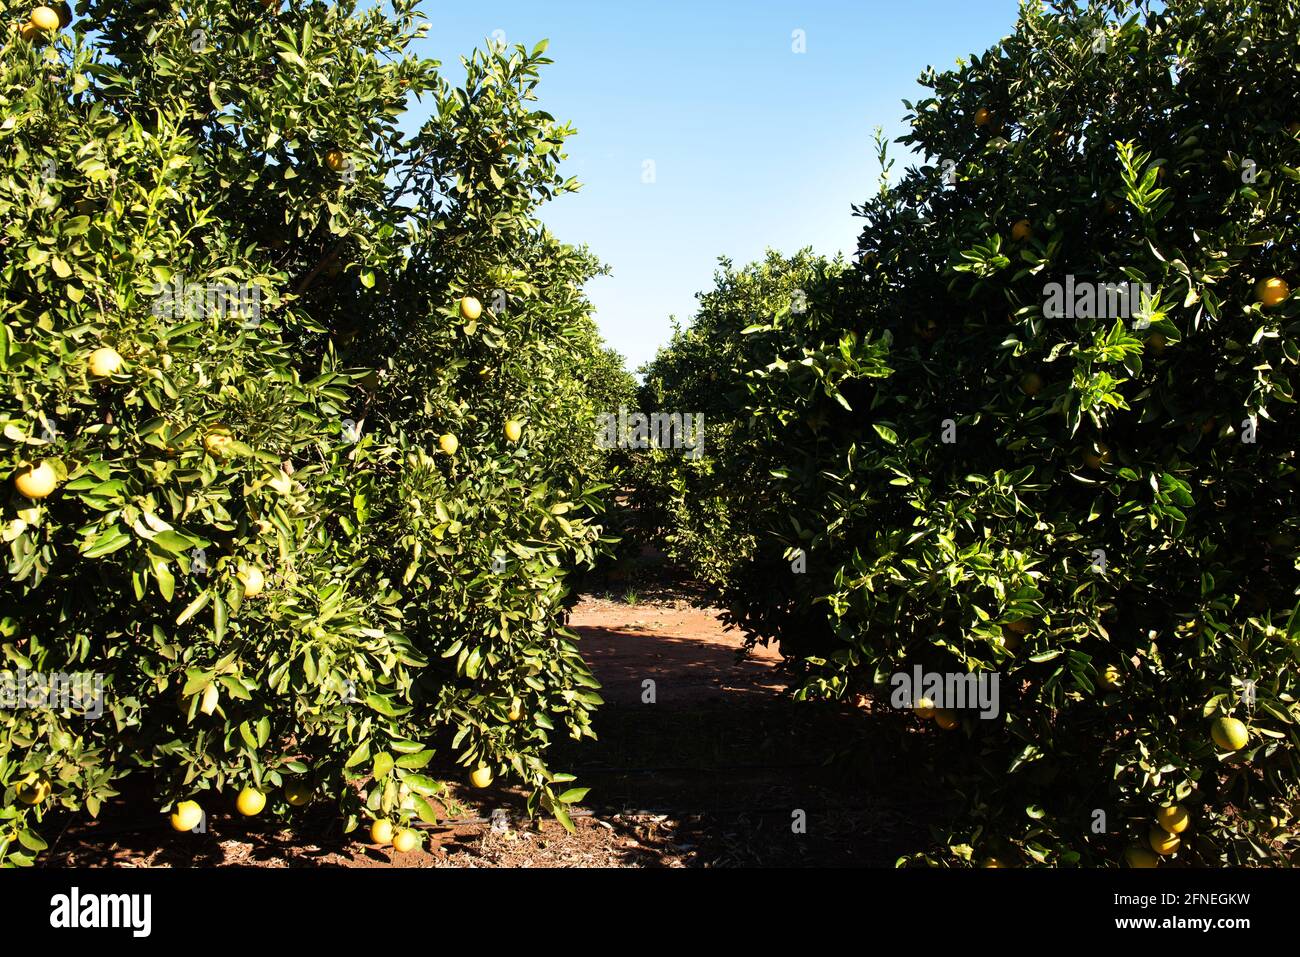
[395, 750, 434, 769]
[872, 423, 899, 444]
[176, 590, 210, 625]
[151, 530, 197, 554]
[344, 740, 371, 770]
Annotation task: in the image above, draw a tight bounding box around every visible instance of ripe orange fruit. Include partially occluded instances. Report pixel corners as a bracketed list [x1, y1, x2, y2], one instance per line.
[88, 346, 123, 377]
[470, 766, 493, 788]
[508, 699, 523, 722]
[1019, 372, 1043, 396]
[19, 21, 41, 41]
[236, 787, 266, 816]
[170, 800, 203, 832]
[13, 461, 58, 499]
[1210, 716, 1249, 751]
[17, 775, 51, 805]
[30, 6, 60, 32]
[392, 828, 420, 853]
[914, 696, 937, 720]
[1255, 277, 1290, 308]
[438, 433, 459, 456]
[974, 107, 992, 127]
[325, 149, 347, 172]
[933, 709, 960, 731]
[1148, 825, 1180, 856]
[370, 819, 394, 845]
[1155, 804, 1190, 835]
[203, 426, 234, 458]
[284, 781, 313, 807]
[459, 296, 482, 321]
[237, 564, 265, 597]
[1011, 218, 1033, 241]
[504, 419, 522, 443]
[1124, 845, 1159, 868]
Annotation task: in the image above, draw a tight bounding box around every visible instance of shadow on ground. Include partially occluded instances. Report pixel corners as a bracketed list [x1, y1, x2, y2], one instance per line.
[38, 582, 954, 868]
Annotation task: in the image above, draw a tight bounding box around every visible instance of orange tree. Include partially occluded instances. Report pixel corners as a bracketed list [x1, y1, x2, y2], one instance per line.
[644, 0, 1298, 865]
[633, 250, 869, 612]
[1, 0, 617, 864]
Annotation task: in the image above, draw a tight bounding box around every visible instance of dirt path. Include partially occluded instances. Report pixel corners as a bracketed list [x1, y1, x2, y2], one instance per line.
[42, 592, 940, 868]
[568, 594, 785, 705]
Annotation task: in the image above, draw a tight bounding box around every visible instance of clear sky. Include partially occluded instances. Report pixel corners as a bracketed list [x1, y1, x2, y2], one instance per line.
[410, 0, 1023, 373]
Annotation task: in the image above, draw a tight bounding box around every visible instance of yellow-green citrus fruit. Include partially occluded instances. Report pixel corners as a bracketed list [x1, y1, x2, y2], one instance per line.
[17, 775, 51, 805]
[325, 149, 347, 172]
[1155, 804, 1190, 834]
[237, 564, 265, 598]
[88, 347, 123, 377]
[370, 819, 394, 845]
[1148, 825, 1180, 856]
[30, 6, 60, 32]
[1210, 716, 1249, 751]
[13, 461, 58, 500]
[1124, 845, 1160, 868]
[284, 781, 313, 807]
[236, 787, 266, 817]
[170, 800, 203, 832]
[392, 828, 420, 853]
[1011, 218, 1033, 241]
[203, 427, 234, 458]
[1255, 277, 1290, 308]
[438, 433, 459, 456]
[459, 296, 482, 321]
[470, 766, 493, 788]
[504, 419, 523, 443]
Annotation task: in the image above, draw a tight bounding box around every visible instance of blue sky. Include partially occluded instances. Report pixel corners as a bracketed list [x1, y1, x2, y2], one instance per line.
[411, 1, 1023, 372]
